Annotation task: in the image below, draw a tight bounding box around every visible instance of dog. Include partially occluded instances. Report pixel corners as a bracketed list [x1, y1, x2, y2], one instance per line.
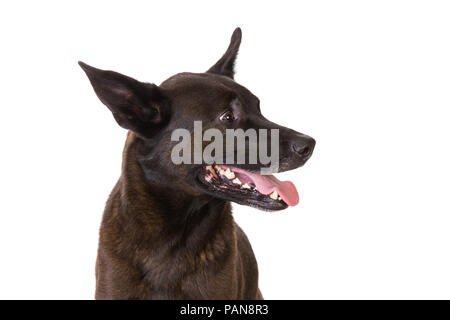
[79, 28, 315, 299]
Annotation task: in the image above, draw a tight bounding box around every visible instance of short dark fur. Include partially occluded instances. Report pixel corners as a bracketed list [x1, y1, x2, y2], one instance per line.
[79, 28, 315, 299]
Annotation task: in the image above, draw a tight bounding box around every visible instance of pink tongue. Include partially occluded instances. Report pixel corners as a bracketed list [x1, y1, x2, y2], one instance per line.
[222, 166, 300, 206]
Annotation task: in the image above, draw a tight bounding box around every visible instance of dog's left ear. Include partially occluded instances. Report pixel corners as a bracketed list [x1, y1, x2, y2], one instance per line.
[79, 61, 169, 138]
[207, 27, 242, 79]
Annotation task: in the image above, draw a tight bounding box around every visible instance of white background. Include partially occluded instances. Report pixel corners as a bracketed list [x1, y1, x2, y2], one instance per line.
[1, 1, 449, 299]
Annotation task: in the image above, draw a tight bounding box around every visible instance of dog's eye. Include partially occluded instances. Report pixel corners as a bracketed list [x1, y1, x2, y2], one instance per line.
[220, 110, 235, 123]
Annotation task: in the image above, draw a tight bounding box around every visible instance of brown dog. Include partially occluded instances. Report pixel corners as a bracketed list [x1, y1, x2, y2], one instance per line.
[79, 28, 315, 299]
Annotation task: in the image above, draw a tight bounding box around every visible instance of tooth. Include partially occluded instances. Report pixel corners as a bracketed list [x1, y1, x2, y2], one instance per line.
[269, 190, 278, 200]
[278, 196, 282, 201]
[232, 178, 242, 185]
[242, 183, 251, 189]
[209, 166, 219, 179]
[224, 168, 235, 180]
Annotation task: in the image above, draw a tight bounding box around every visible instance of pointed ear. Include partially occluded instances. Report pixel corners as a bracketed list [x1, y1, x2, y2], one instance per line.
[207, 27, 242, 79]
[78, 61, 169, 137]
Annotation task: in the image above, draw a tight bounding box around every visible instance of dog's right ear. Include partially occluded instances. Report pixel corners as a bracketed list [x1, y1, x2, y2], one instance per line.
[78, 61, 169, 137]
[207, 28, 242, 79]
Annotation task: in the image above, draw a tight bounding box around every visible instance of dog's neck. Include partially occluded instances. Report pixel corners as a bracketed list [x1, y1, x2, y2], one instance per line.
[117, 132, 234, 251]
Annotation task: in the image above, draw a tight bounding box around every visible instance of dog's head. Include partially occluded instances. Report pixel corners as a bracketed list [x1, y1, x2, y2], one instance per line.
[79, 28, 315, 211]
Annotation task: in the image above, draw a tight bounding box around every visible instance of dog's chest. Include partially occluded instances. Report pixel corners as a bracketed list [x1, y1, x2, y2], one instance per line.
[137, 230, 239, 299]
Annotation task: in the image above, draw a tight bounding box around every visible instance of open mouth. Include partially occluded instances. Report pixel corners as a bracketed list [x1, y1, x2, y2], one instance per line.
[196, 164, 299, 211]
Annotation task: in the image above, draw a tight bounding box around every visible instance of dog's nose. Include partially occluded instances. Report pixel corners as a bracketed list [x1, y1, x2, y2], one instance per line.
[291, 136, 315, 161]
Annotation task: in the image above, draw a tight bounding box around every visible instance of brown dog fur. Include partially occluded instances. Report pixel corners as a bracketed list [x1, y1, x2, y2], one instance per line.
[81, 28, 314, 300]
[95, 132, 262, 299]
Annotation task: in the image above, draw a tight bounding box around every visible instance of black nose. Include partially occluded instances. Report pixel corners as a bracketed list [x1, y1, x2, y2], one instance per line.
[292, 136, 315, 161]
